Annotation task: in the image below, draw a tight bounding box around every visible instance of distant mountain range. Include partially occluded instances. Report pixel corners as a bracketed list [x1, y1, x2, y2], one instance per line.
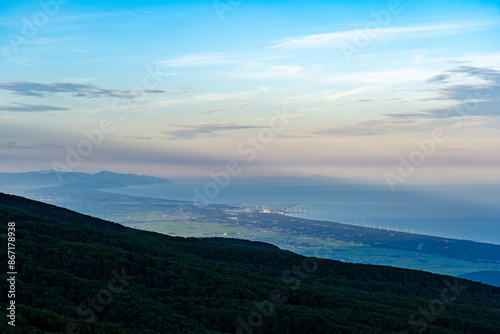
[0, 170, 170, 188]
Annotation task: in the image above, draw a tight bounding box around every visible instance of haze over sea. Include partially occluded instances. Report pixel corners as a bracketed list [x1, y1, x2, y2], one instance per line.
[103, 178, 500, 245]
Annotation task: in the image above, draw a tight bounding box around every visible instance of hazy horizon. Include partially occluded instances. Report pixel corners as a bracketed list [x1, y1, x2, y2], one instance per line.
[2, 169, 499, 244]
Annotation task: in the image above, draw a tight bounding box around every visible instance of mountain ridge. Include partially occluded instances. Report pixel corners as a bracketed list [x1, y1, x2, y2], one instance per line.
[0, 170, 170, 188]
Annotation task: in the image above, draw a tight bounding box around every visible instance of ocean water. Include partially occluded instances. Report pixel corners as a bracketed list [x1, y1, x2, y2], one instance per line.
[104, 178, 500, 245]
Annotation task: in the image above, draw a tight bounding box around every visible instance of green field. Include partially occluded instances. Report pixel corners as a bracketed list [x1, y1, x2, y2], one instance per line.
[108, 208, 500, 277]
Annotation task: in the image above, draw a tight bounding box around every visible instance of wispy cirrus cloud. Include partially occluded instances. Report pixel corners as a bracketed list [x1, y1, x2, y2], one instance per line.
[159, 53, 228, 67]
[384, 112, 437, 119]
[152, 90, 259, 108]
[270, 23, 490, 49]
[125, 136, 157, 140]
[193, 91, 254, 102]
[283, 87, 368, 104]
[165, 122, 263, 140]
[168, 89, 188, 95]
[194, 103, 251, 115]
[235, 65, 304, 79]
[326, 68, 434, 85]
[158, 53, 285, 68]
[0, 81, 166, 99]
[315, 110, 454, 138]
[0, 104, 69, 112]
[139, 89, 167, 94]
[315, 119, 419, 137]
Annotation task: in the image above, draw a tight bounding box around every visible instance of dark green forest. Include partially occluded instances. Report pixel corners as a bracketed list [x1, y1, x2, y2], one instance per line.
[0, 192, 499, 333]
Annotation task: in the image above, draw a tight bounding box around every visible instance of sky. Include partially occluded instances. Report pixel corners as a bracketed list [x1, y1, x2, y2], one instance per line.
[0, 0, 499, 185]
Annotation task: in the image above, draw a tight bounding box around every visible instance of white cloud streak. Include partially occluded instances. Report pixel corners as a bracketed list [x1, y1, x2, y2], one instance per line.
[270, 23, 492, 49]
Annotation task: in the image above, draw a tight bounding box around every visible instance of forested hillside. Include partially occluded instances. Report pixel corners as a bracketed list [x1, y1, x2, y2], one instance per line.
[0, 193, 499, 333]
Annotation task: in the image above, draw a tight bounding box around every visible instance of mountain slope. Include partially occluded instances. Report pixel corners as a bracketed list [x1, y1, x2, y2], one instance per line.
[0, 192, 499, 333]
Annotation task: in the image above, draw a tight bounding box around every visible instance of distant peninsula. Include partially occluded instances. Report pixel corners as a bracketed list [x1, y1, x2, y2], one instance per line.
[0, 170, 171, 189]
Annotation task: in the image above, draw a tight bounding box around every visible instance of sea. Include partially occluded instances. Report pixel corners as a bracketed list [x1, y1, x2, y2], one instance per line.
[103, 177, 500, 245]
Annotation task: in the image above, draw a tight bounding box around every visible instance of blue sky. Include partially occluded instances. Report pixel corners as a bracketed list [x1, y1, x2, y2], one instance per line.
[0, 0, 499, 184]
